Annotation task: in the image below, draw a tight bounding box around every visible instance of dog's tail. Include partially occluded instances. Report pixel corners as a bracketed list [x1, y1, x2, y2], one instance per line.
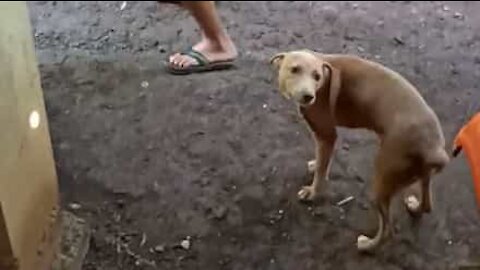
[357, 203, 388, 253]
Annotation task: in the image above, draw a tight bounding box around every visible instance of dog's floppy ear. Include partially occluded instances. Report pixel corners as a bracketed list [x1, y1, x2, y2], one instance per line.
[322, 62, 341, 116]
[269, 53, 286, 70]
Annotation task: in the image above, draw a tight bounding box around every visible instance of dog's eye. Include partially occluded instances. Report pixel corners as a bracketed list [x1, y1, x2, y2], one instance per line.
[291, 66, 301, 74]
[313, 71, 321, 81]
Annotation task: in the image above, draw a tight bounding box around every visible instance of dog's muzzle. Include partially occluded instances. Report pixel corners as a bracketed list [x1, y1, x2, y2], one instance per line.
[295, 89, 315, 106]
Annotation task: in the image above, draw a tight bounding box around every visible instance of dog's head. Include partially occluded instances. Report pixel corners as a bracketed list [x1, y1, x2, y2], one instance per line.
[269, 50, 340, 110]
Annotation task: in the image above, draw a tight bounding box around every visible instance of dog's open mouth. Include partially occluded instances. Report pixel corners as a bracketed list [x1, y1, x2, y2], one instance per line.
[299, 98, 315, 107]
[302, 94, 314, 104]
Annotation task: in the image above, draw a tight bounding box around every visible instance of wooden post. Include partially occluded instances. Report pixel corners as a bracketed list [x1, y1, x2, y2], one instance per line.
[0, 2, 60, 270]
[0, 204, 17, 270]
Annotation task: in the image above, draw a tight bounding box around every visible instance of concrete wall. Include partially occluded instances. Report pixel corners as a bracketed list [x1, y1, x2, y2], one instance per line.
[0, 2, 59, 270]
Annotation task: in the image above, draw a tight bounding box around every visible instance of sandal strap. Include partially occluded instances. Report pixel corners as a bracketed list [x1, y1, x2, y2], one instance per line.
[183, 49, 209, 66]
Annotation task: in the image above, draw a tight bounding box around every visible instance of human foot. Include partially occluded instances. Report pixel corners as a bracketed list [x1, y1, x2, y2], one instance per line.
[167, 36, 237, 74]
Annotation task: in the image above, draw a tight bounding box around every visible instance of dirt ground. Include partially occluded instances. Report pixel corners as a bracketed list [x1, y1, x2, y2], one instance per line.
[28, 1, 479, 269]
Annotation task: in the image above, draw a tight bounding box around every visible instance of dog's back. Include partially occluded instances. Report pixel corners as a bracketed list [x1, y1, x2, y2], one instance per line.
[323, 54, 449, 173]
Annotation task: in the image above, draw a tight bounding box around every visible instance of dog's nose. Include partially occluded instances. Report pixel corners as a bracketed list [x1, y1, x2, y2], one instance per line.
[302, 94, 314, 104]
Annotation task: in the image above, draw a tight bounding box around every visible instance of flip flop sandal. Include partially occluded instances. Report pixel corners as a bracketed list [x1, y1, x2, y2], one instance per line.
[165, 48, 236, 75]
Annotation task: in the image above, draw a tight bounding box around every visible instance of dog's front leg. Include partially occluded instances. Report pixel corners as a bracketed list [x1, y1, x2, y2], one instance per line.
[298, 134, 336, 202]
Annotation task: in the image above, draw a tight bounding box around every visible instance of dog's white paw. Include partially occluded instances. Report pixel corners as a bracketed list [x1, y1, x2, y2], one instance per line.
[307, 160, 316, 173]
[405, 195, 421, 214]
[357, 234, 374, 252]
[297, 186, 319, 202]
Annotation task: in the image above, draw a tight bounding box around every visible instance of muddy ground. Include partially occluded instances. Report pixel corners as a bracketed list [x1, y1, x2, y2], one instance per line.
[28, 1, 479, 269]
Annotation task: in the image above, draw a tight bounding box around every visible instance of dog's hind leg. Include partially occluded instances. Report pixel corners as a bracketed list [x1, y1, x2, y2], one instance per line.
[420, 176, 432, 213]
[357, 144, 408, 252]
[405, 174, 432, 216]
[405, 148, 449, 215]
[307, 159, 317, 174]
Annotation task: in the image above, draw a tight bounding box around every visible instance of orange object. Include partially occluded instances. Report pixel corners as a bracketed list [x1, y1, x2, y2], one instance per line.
[453, 112, 480, 208]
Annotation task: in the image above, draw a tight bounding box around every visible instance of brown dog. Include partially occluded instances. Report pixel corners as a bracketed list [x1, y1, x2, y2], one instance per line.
[269, 49, 449, 252]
